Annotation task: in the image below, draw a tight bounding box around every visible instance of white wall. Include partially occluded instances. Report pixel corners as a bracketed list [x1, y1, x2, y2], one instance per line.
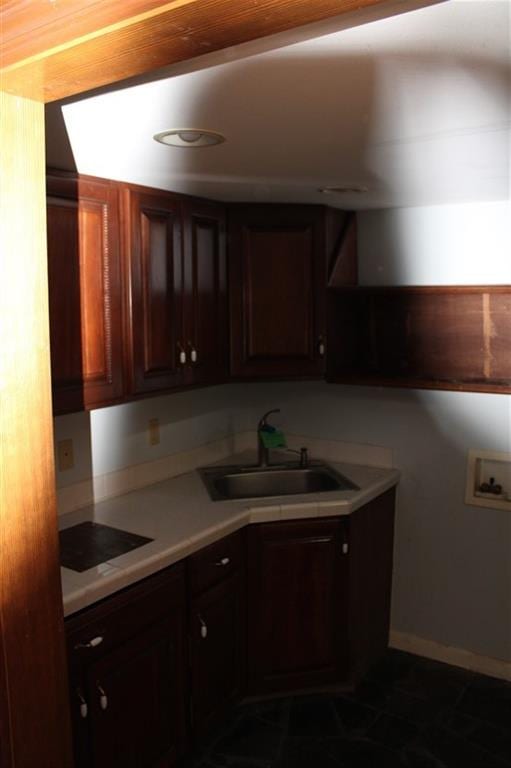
[54, 199, 511, 663]
[357, 200, 511, 285]
[53, 385, 248, 488]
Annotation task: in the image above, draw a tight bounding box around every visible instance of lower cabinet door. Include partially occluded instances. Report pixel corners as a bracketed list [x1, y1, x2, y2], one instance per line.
[247, 518, 349, 694]
[190, 575, 244, 737]
[86, 617, 186, 768]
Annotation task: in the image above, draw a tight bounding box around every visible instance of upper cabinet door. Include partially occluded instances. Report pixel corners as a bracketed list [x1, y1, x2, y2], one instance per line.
[47, 174, 124, 415]
[229, 205, 327, 378]
[125, 188, 184, 395]
[182, 199, 228, 387]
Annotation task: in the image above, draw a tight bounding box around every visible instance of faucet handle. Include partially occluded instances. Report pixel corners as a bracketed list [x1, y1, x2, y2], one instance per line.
[285, 446, 309, 468]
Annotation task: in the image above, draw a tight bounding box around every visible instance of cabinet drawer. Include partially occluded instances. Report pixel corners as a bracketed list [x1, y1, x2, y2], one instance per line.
[66, 562, 185, 665]
[188, 531, 243, 596]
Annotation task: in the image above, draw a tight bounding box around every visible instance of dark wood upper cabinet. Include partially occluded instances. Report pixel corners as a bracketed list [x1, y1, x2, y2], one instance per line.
[182, 198, 228, 387]
[123, 186, 184, 395]
[327, 286, 511, 394]
[47, 176, 510, 408]
[229, 205, 352, 379]
[46, 173, 124, 414]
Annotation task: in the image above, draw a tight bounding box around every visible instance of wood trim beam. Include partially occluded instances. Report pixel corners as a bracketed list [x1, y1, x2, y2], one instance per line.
[0, 90, 73, 768]
[1, 0, 398, 102]
[1, 0, 176, 65]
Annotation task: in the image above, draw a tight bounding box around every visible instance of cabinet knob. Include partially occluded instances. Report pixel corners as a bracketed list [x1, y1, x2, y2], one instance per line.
[77, 689, 88, 719]
[214, 556, 230, 567]
[198, 615, 208, 639]
[341, 542, 349, 555]
[74, 635, 104, 650]
[177, 343, 187, 365]
[318, 337, 326, 357]
[190, 347, 198, 363]
[97, 683, 108, 711]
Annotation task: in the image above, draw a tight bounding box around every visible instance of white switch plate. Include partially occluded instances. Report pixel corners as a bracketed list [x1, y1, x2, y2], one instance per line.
[57, 439, 74, 471]
[465, 449, 511, 511]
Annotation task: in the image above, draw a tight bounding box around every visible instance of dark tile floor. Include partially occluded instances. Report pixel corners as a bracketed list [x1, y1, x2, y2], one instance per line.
[190, 650, 511, 768]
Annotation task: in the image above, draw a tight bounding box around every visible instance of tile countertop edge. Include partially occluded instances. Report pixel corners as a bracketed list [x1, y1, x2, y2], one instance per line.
[61, 463, 400, 618]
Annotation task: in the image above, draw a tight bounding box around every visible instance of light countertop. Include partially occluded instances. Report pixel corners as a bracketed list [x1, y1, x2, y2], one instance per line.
[60, 453, 399, 617]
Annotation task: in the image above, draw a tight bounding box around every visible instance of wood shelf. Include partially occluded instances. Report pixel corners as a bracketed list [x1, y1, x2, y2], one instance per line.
[327, 285, 511, 394]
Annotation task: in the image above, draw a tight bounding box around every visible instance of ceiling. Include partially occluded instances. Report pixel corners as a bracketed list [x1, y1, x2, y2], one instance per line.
[45, 0, 510, 210]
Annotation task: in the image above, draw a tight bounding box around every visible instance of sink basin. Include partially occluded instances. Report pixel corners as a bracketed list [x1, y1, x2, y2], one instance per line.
[199, 463, 359, 501]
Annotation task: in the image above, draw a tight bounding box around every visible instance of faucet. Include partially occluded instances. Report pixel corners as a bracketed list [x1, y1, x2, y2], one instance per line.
[257, 409, 280, 467]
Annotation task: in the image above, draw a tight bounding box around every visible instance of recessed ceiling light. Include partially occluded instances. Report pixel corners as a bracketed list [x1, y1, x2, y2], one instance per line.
[153, 129, 225, 148]
[319, 185, 369, 194]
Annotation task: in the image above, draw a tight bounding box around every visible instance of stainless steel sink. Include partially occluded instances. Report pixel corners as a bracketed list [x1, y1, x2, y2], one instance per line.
[199, 463, 359, 501]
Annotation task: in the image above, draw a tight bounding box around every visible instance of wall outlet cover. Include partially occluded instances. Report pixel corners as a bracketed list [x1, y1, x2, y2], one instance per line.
[465, 449, 511, 511]
[57, 439, 74, 471]
[148, 418, 160, 446]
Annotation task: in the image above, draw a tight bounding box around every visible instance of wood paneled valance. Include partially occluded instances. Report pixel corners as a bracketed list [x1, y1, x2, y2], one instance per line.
[327, 286, 511, 394]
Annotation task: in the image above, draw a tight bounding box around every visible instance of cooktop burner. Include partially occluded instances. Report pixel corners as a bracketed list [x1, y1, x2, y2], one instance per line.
[59, 521, 153, 572]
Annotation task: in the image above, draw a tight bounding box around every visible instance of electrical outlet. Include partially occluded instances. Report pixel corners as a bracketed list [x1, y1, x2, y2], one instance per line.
[148, 418, 160, 446]
[57, 439, 74, 471]
[465, 449, 511, 510]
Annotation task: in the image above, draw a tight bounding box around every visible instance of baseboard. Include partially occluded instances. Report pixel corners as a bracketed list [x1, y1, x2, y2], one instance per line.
[389, 629, 511, 682]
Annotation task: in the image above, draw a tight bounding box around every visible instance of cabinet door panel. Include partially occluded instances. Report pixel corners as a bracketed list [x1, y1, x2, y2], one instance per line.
[190, 575, 244, 736]
[87, 617, 186, 768]
[127, 189, 183, 394]
[229, 205, 326, 378]
[183, 200, 227, 386]
[245, 227, 312, 359]
[47, 175, 123, 414]
[247, 518, 348, 694]
[348, 488, 396, 682]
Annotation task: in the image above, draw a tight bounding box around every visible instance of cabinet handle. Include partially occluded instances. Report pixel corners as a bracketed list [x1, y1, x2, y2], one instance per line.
[318, 337, 326, 357]
[97, 683, 108, 711]
[198, 615, 208, 639]
[341, 542, 349, 555]
[214, 557, 230, 567]
[190, 347, 198, 364]
[74, 635, 104, 650]
[177, 342, 187, 365]
[77, 689, 88, 719]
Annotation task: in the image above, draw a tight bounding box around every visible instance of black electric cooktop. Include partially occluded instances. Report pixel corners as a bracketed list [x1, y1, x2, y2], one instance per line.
[59, 521, 153, 572]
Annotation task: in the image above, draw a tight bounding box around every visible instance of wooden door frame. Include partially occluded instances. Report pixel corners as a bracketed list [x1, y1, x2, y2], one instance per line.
[0, 1, 439, 764]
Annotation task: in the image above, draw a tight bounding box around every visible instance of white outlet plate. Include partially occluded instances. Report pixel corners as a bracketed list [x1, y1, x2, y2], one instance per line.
[465, 449, 511, 511]
[57, 439, 74, 471]
[148, 418, 160, 446]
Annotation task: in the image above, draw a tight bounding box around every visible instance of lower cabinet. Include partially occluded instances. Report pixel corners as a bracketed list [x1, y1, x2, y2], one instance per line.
[66, 564, 187, 768]
[246, 488, 395, 694]
[247, 517, 349, 694]
[65, 491, 395, 765]
[189, 575, 244, 735]
[187, 531, 245, 737]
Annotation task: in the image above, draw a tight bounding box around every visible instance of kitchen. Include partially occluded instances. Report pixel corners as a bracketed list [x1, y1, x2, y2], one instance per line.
[1, 0, 510, 766]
